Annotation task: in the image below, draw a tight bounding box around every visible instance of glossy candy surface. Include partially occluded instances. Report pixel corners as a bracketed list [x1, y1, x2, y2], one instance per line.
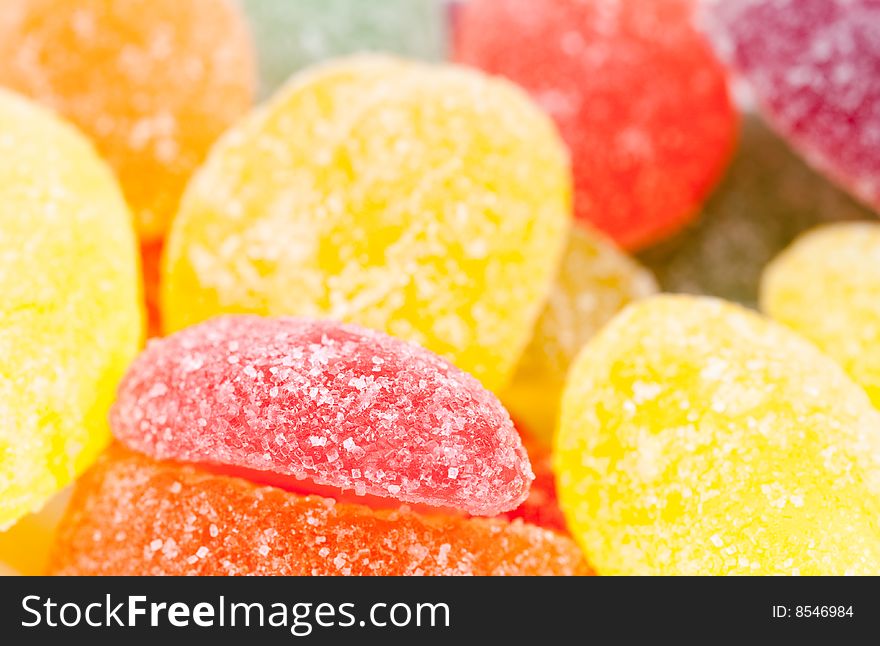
[456, 0, 736, 249]
[0, 90, 142, 529]
[0, 0, 256, 240]
[556, 296, 880, 575]
[162, 57, 571, 391]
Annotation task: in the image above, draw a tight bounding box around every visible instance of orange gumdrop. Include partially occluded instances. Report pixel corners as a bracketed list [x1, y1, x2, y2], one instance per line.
[49, 447, 591, 576]
[0, 0, 256, 241]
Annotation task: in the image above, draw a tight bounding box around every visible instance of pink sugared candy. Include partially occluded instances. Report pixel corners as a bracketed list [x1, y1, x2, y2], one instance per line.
[111, 316, 532, 516]
[705, 0, 880, 211]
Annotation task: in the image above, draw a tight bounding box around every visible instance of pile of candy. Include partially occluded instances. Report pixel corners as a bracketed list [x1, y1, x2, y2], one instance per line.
[1, 0, 879, 576]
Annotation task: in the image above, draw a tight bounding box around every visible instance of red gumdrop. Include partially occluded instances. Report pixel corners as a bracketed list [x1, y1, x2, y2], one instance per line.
[455, 0, 737, 250]
[705, 0, 880, 213]
[111, 316, 532, 516]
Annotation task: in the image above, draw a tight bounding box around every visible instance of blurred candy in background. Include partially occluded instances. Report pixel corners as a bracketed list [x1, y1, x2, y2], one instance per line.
[0, 0, 256, 242]
[0, 0, 257, 347]
[639, 0, 879, 306]
[762, 222, 880, 409]
[455, 0, 737, 250]
[242, 0, 449, 98]
[503, 225, 658, 445]
[705, 0, 880, 213]
[639, 114, 876, 307]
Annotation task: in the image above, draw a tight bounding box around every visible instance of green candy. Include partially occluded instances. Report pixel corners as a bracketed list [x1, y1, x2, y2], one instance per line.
[242, 0, 449, 98]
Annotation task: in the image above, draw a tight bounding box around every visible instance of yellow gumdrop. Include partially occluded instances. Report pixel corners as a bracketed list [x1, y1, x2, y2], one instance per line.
[162, 57, 571, 390]
[0, 90, 142, 529]
[503, 224, 657, 443]
[556, 295, 880, 575]
[762, 223, 880, 408]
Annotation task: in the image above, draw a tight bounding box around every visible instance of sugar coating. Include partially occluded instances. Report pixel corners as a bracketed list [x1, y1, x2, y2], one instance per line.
[0, 0, 256, 241]
[455, 0, 736, 249]
[556, 295, 880, 575]
[0, 90, 142, 530]
[762, 223, 880, 409]
[162, 57, 571, 391]
[503, 225, 657, 445]
[49, 448, 590, 576]
[242, 0, 448, 98]
[704, 0, 880, 212]
[113, 316, 532, 516]
[640, 115, 877, 307]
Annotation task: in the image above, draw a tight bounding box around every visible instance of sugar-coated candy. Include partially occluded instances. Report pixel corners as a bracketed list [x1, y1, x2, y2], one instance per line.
[0, 0, 256, 241]
[162, 57, 571, 391]
[557, 295, 880, 575]
[705, 0, 880, 212]
[762, 223, 880, 408]
[640, 115, 876, 307]
[113, 316, 532, 516]
[49, 448, 590, 576]
[0, 90, 142, 529]
[503, 225, 657, 445]
[242, 0, 448, 98]
[455, 0, 736, 249]
[0, 489, 70, 575]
